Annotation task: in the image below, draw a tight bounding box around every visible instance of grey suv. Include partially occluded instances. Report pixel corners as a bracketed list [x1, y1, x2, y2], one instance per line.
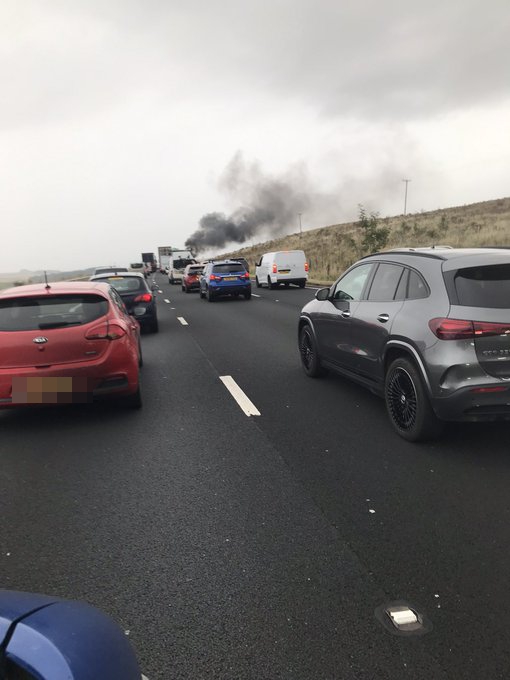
[298, 248, 510, 441]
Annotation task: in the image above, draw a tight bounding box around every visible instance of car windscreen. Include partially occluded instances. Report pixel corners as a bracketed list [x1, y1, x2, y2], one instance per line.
[0, 294, 109, 331]
[213, 264, 245, 274]
[95, 276, 146, 294]
[187, 267, 203, 275]
[130, 263, 144, 269]
[453, 264, 510, 308]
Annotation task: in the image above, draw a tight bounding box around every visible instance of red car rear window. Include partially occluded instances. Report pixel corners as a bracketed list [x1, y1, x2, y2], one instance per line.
[0, 294, 108, 331]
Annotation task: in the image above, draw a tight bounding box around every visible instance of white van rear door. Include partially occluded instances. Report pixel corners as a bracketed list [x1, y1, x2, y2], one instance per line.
[275, 252, 305, 275]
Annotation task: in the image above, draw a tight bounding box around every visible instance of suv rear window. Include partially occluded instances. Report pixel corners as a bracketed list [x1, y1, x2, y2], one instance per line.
[453, 264, 510, 308]
[0, 294, 108, 331]
[213, 264, 245, 274]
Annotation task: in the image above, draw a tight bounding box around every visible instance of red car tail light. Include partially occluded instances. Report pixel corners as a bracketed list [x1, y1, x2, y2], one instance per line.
[210, 274, 220, 281]
[134, 293, 152, 303]
[429, 318, 475, 340]
[305, 262, 309, 272]
[473, 321, 510, 337]
[429, 318, 510, 340]
[241, 271, 250, 278]
[85, 322, 127, 340]
[272, 264, 277, 273]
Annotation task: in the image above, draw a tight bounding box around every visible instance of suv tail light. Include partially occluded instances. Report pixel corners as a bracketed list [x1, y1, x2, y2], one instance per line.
[305, 262, 309, 272]
[85, 322, 127, 340]
[272, 264, 277, 273]
[210, 274, 220, 281]
[241, 271, 250, 279]
[134, 293, 152, 303]
[429, 318, 510, 340]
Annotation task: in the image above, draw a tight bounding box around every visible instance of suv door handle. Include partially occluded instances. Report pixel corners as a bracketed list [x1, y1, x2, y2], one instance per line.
[377, 313, 390, 323]
[341, 310, 351, 318]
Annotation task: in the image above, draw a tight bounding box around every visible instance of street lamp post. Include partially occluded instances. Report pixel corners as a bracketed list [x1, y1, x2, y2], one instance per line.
[402, 179, 411, 216]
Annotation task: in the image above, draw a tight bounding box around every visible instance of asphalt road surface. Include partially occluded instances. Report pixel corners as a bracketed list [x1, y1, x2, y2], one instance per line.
[2, 272, 510, 679]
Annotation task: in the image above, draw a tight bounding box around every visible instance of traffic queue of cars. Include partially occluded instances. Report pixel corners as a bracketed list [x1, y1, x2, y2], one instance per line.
[2, 247, 510, 444]
[177, 251, 309, 301]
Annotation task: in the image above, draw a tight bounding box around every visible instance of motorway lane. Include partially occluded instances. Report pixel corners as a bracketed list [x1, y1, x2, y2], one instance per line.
[162, 274, 510, 678]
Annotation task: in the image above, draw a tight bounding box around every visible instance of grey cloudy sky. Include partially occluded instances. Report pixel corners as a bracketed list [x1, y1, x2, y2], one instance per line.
[2, 0, 509, 270]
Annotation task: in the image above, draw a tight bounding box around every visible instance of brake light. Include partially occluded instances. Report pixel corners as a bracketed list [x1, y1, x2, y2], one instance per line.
[473, 321, 510, 337]
[85, 322, 127, 340]
[429, 318, 510, 340]
[134, 293, 152, 302]
[429, 318, 474, 340]
[305, 262, 309, 272]
[210, 274, 220, 281]
[241, 271, 250, 278]
[272, 264, 277, 273]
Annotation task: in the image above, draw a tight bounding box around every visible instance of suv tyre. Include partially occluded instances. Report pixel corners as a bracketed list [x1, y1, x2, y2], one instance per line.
[299, 325, 325, 378]
[384, 357, 444, 442]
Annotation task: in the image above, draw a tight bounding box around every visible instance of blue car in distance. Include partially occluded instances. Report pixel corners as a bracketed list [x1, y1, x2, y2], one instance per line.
[0, 589, 144, 679]
[199, 260, 252, 301]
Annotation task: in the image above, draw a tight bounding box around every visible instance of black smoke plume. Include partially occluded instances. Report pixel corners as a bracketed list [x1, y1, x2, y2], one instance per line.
[185, 152, 311, 254]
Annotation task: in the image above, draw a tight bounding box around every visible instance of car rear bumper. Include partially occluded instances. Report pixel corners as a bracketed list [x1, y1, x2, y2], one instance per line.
[210, 283, 251, 296]
[432, 383, 510, 421]
[0, 356, 138, 408]
[270, 275, 307, 284]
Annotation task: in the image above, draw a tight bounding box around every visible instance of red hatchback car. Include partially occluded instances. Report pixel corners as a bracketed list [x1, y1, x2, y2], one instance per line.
[181, 264, 204, 293]
[0, 281, 142, 409]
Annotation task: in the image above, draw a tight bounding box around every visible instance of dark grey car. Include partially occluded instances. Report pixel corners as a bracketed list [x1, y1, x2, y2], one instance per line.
[298, 247, 510, 441]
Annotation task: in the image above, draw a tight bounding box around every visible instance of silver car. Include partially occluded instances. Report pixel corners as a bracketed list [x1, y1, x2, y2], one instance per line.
[299, 247, 510, 441]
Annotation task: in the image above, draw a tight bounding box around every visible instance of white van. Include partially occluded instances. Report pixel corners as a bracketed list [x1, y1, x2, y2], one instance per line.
[255, 250, 308, 289]
[168, 251, 196, 284]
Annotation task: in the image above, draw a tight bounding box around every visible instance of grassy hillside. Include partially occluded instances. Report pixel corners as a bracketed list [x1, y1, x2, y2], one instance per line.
[0, 268, 95, 290]
[219, 196, 510, 284]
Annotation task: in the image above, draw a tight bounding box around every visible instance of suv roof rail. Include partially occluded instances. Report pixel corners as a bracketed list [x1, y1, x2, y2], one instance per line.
[362, 249, 448, 261]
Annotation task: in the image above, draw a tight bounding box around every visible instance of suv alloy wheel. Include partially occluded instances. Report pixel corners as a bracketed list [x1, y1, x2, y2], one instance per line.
[385, 357, 443, 442]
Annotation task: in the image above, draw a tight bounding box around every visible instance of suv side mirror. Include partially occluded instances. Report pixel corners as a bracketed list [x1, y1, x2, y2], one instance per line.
[315, 287, 330, 301]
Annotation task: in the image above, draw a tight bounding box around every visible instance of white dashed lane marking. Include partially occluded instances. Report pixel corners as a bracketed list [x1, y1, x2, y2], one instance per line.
[164, 299, 170, 303]
[219, 376, 261, 417]
[177, 317, 188, 326]
[252, 293, 261, 298]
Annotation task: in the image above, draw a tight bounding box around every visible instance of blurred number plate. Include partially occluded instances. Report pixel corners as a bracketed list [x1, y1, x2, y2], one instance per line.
[224, 276, 237, 280]
[12, 377, 92, 404]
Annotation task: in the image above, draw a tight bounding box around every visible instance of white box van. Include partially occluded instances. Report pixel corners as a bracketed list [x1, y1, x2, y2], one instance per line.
[255, 250, 308, 289]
